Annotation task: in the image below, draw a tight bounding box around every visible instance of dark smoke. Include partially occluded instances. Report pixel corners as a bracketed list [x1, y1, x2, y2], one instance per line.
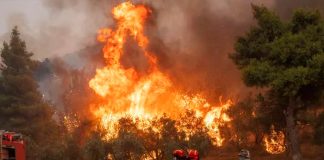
[145, 0, 324, 101]
[35, 45, 103, 113]
[27, 0, 324, 111]
[145, 0, 270, 101]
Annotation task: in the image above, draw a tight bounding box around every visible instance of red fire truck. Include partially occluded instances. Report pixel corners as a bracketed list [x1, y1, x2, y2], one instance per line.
[0, 131, 25, 160]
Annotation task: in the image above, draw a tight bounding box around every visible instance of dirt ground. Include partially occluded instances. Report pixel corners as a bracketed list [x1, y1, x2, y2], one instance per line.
[204, 143, 324, 160]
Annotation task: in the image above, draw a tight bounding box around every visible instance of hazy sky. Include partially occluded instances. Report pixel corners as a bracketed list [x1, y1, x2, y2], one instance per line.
[1, 0, 321, 60]
[0, 0, 106, 59]
[0, 0, 275, 59]
[0, 0, 47, 35]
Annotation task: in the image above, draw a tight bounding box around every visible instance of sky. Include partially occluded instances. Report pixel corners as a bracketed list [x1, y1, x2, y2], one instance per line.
[0, 0, 106, 59]
[0, 0, 47, 35]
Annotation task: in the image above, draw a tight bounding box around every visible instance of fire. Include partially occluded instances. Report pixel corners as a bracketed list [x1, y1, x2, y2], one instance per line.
[63, 114, 80, 133]
[89, 1, 232, 146]
[204, 99, 232, 146]
[263, 125, 286, 154]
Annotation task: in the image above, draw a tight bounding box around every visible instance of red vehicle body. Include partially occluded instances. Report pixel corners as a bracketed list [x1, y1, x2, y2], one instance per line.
[1, 131, 25, 160]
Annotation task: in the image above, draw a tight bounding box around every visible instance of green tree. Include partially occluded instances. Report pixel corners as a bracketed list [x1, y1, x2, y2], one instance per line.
[0, 27, 59, 159]
[83, 131, 106, 160]
[141, 115, 181, 160]
[177, 110, 212, 157]
[101, 114, 212, 160]
[227, 97, 264, 147]
[103, 117, 146, 160]
[230, 6, 324, 160]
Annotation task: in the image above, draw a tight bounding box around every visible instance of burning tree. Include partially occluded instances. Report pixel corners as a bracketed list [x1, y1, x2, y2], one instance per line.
[227, 97, 266, 147]
[88, 1, 233, 152]
[230, 5, 324, 160]
[81, 113, 212, 160]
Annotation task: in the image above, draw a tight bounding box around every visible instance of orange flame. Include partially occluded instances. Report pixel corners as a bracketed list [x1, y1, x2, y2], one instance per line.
[63, 114, 80, 133]
[89, 1, 232, 146]
[263, 125, 286, 154]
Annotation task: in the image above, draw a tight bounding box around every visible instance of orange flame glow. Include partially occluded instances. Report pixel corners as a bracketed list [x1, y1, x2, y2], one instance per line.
[89, 1, 232, 146]
[263, 125, 286, 154]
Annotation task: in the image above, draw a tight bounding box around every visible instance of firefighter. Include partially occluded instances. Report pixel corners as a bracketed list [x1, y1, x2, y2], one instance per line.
[188, 150, 199, 160]
[173, 150, 186, 160]
[238, 149, 250, 160]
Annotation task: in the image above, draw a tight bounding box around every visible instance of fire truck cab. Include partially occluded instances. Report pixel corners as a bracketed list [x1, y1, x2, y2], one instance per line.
[0, 131, 25, 160]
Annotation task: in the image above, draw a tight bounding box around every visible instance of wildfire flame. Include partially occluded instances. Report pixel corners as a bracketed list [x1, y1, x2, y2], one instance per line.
[63, 114, 80, 133]
[263, 125, 286, 154]
[89, 1, 232, 146]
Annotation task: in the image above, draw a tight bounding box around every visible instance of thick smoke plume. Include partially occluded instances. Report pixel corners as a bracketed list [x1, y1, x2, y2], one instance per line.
[145, 0, 324, 100]
[3, 0, 324, 112]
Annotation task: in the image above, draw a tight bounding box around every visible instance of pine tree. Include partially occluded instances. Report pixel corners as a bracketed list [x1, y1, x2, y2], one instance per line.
[230, 6, 324, 160]
[0, 27, 60, 159]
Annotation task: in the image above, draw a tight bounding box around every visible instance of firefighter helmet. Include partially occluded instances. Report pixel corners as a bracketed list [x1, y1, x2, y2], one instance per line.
[188, 149, 199, 160]
[173, 150, 186, 160]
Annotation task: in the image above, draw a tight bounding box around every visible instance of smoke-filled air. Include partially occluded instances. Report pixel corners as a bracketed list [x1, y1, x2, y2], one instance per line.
[0, 0, 323, 160]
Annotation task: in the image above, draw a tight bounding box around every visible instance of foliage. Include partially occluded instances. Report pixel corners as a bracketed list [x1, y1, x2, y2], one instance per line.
[231, 6, 324, 101]
[230, 5, 324, 159]
[83, 131, 107, 160]
[177, 110, 212, 157]
[0, 27, 61, 159]
[227, 97, 263, 147]
[66, 112, 212, 160]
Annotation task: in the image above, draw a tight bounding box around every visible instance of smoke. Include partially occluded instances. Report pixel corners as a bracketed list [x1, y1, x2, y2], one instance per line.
[143, 0, 272, 100]
[273, 0, 324, 19]
[1, 0, 113, 59]
[144, 0, 324, 100]
[35, 46, 103, 113]
[1, 0, 323, 60]
[3, 0, 323, 112]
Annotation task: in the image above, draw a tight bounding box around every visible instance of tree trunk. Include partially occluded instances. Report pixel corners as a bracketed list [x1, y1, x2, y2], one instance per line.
[255, 129, 264, 146]
[286, 100, 302, 160]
